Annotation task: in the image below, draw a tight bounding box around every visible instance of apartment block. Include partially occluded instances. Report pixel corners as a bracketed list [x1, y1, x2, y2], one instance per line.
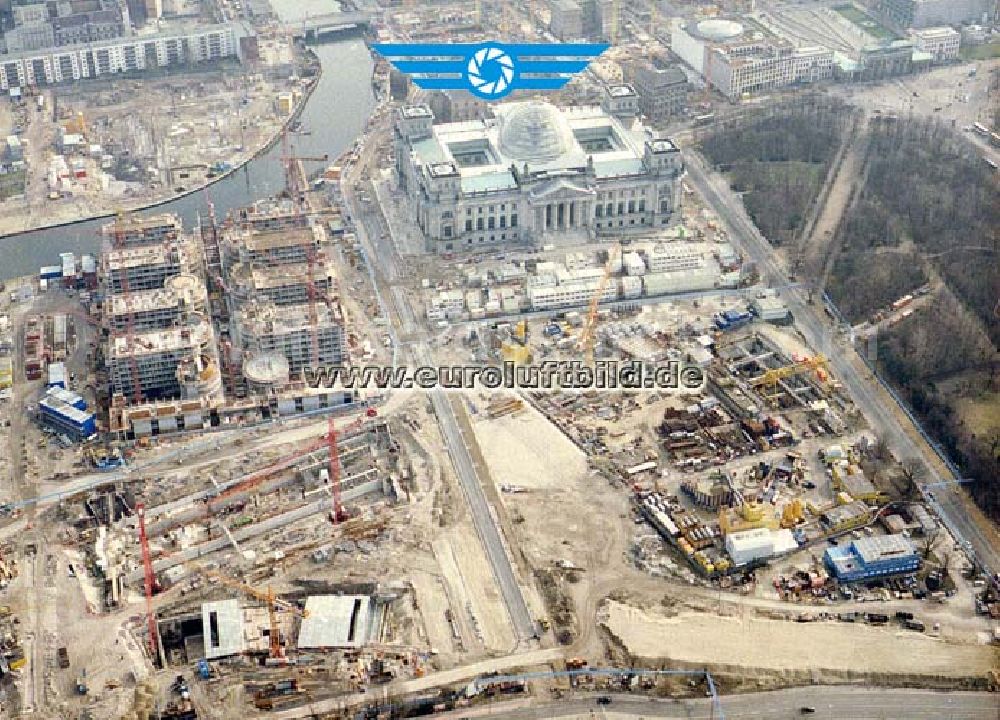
[0, 23, 242, 90]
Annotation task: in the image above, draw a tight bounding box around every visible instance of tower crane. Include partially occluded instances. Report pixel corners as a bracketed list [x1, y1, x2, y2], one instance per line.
[750, 355, 829, 391]
[327, 416, 347, 523]
[207, 413, 373, 512]
[577, 244, 620, 366]
[189, 565, 308, 661]
[136, 503, 159, 663]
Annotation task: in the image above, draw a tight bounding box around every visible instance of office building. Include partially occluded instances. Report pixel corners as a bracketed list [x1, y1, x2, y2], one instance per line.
[672, 18, 833, 99]
[867, 0, 994, 29]
[824, 534, 920, 582]
[628, 60, 689, 123]
[910, 26, 961, 61]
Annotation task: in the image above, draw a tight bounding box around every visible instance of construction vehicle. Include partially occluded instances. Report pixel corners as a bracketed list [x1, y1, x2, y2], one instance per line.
[76, 669, 88, 695]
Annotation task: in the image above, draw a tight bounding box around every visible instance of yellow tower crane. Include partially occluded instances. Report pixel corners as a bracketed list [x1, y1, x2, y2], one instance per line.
[751, 354, 829, 393]
[190, 565, 309, 661]
[577, 244, 620, 366]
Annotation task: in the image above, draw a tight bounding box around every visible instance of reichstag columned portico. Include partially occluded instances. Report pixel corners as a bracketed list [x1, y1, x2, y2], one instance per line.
[393, 100, 685, 253]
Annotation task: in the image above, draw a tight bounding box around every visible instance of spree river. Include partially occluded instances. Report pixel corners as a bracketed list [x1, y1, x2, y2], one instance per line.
[0, 0, 375, 282]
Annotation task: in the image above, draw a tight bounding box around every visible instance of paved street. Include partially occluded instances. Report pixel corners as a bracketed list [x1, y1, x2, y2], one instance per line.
[412, 342, 537, 642]
[339, 121, 536, 645]
[431, 687, 1000, 720]
[683, 150, 1000, 577]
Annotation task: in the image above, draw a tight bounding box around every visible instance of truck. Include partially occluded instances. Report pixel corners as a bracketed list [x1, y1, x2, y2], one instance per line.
[713, 309, 753, 332]
[866, 613, 889, 625]
[895, 611, 914, 621]
[904, 620, 926, 632]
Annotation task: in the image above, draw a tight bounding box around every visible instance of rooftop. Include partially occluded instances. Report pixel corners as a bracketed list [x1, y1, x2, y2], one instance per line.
[297, 595, 375, 649]
[409, 101, 660, 184]
[110, 323, 210, 357]
[854, 534, 916, 563]
[242, 226, 320, 252]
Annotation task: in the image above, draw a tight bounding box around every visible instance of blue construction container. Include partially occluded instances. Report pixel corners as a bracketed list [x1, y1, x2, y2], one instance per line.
[38, 387, 95, 440]
[824, 534, 919, 583]
[46, 386, 86, 410]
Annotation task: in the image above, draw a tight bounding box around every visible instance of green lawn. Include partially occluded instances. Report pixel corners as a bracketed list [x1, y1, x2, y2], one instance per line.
[0, 169, 26, 201]
[833, 4, 896, 40]
[961, 41, 1000, 60]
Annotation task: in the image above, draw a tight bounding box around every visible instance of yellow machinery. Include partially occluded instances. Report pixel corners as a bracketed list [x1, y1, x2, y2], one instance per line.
[501, 342, 531, 366]
[513, 320, 528, 346]
[780, 499, 805, 529]
[751, 355, 829, 393]
[577, 244, 620, 365]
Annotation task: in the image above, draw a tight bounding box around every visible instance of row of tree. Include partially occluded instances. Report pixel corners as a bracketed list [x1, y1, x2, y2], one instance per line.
[699, 97, 856, 246]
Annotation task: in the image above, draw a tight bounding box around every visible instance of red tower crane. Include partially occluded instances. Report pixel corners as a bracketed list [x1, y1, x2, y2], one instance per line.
[327, 416, 347, 523]
[136, 503, 159, 661]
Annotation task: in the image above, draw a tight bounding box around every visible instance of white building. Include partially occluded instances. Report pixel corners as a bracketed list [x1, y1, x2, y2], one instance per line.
[622, 251, 646, 276]
[644, 242, 707, 273]
[0, 23, 242, 90]
[726, 527, 798, 565]
[910, 27, 961, 62]
[527, 266, 618, 310]
[393, 101, 684, 253]
[708, 45, 833, 100]
[671, 18, 832, 100]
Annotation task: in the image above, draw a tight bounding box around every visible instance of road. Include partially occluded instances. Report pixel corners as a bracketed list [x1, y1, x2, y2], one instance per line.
[412, 341, 537, 642]
[338, 120, 536, 644]
[683, 150, 1000, 576]
[429, 688, 1000, 720]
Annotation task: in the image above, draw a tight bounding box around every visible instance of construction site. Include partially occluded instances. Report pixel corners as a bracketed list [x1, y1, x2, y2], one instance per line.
[0, 1, 998, 719]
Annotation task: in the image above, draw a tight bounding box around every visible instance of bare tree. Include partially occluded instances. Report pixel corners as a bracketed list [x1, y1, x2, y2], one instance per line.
[919, 526, 941, 560]
[899, 457, 927, 500]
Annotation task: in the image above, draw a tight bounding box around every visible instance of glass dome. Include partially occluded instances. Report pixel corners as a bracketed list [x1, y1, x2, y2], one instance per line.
[498, 102, 571, 163]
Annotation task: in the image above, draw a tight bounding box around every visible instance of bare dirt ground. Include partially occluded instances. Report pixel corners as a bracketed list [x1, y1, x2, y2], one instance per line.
[602, 600, 998, 678]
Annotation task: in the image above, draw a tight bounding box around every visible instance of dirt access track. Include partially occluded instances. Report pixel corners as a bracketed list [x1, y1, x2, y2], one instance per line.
[602, 600, 998, 682]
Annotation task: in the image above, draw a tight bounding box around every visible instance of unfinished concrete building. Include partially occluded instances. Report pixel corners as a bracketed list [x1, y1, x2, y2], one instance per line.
[107, 274, 208, 332]
[100, 213, 182, 247]
[221, 205, 347, 382]
[108, 321, 223, 403]
[232, 301, 346, 375]
[103, 243, 186, 294]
